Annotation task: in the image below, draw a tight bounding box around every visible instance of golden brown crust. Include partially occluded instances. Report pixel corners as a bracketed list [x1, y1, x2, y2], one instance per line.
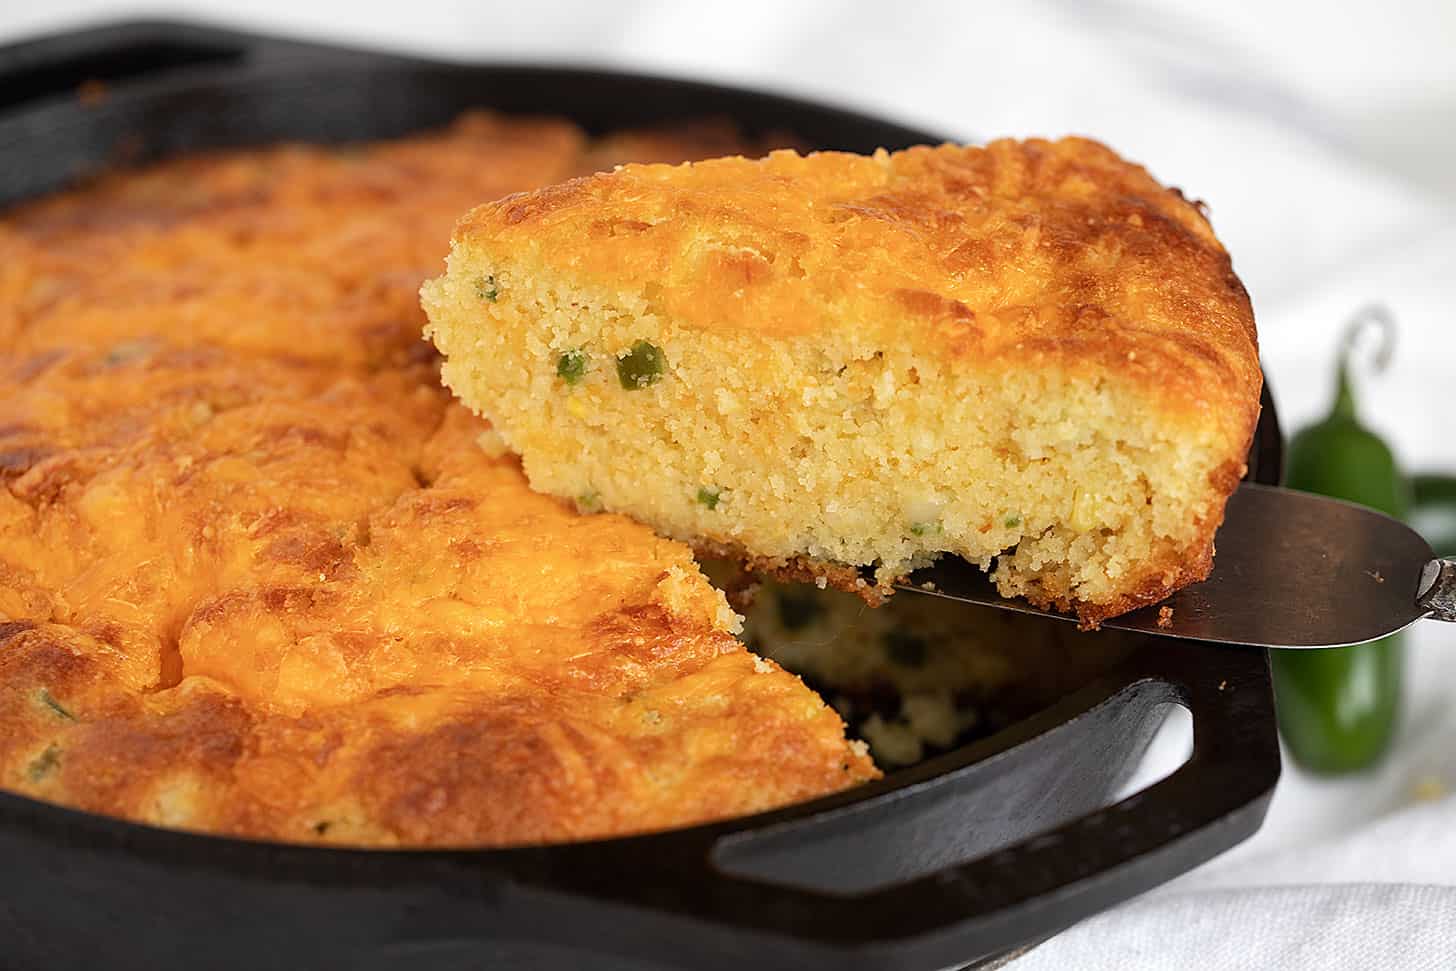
[458, 138, 1260, 438]
[0, 114, 875, 846]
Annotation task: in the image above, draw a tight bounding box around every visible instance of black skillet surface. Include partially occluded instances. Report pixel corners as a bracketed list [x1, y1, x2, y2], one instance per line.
[0, 21, 1284, 971]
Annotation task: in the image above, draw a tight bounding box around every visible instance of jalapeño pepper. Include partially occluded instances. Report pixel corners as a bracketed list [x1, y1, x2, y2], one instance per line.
[1271, 308, 1408, 774]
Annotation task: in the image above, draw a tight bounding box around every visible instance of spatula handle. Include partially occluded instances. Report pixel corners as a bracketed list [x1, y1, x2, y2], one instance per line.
[1417, 559, 1456, 621]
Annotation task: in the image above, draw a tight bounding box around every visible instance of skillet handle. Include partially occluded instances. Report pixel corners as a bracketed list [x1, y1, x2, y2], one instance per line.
[583, 642, 1281, 970]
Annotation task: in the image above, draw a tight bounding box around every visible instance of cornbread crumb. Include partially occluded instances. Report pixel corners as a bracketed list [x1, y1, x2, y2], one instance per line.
[474, 427, 511, 458]
[1412, 775, 1448, 802]
[656, 565, 745, 635]
[424, 139, 1261, 624]
[1158, 606, 1175, 629]
[717, 602, 746, 635]
[861, 714, 923, 766]
[901, 694, 962, 748]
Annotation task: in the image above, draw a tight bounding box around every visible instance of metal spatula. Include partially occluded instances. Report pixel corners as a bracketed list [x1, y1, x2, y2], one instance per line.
[900, 482, 1456, 649]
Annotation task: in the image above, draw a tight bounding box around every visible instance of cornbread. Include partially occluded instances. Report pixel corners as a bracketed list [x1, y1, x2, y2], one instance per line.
[424, 139, 1262, 623]
[0, 114, 873, 846]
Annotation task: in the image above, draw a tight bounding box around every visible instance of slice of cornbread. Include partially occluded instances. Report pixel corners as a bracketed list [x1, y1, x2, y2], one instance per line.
[422, 138, 1262, 624]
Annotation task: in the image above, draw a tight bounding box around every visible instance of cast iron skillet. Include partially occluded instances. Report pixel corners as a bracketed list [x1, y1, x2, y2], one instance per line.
[0, 21, 1283, 971]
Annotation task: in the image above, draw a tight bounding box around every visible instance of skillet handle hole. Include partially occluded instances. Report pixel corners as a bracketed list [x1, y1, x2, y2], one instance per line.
[712, 683, 1187, 895]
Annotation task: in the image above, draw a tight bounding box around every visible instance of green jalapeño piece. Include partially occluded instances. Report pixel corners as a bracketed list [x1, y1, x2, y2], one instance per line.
[616, 341, 665, 389]
[557, 348, 588, 384]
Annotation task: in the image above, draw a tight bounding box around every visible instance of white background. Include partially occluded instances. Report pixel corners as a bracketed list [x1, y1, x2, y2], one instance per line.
[4, 2, 1455, 966]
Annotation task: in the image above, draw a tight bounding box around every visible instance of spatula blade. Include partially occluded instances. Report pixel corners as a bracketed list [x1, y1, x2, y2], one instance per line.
[899, 482, 1434, 649]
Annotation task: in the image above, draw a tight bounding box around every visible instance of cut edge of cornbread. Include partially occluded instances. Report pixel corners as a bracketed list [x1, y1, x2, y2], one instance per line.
[423, 256, 1251, 626]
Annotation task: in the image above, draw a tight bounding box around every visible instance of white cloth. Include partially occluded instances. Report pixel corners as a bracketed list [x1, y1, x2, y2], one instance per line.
[1016, 884, 1456, 971]
[5, 2, 1456, 967]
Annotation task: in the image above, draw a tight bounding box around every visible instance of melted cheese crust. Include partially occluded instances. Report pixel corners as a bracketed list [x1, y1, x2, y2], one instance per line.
[0, 114, 873, 846]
